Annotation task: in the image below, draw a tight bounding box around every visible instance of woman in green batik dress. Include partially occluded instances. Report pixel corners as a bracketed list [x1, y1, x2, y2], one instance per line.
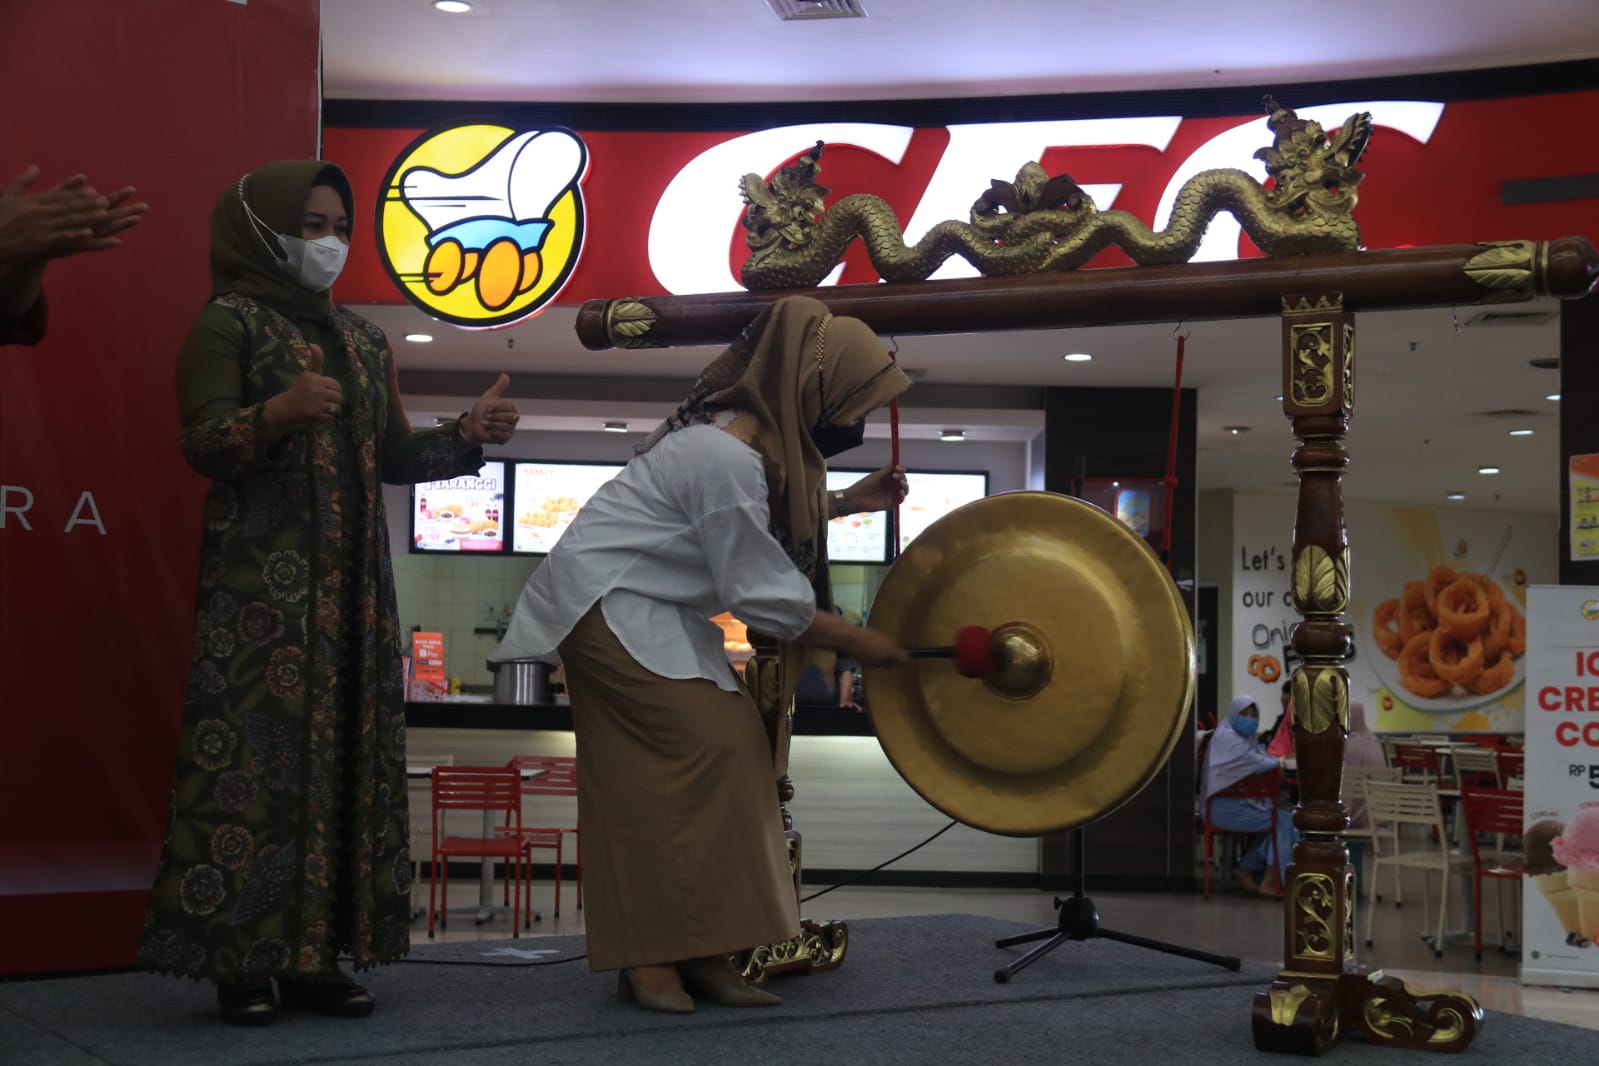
[139, 160, 519, 1025]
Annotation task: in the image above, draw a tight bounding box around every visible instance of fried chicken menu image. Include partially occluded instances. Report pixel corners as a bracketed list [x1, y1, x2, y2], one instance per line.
[412, 461, 507, 553]
[512, 462, 623, 555]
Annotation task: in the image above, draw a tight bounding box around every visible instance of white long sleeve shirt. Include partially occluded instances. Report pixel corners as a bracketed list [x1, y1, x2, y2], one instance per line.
[491, 424, 818, 691]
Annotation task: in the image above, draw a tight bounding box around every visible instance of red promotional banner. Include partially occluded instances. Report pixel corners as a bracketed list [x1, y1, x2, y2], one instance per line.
[0, 0, 321, 975]
[323, 89, 1599, 318]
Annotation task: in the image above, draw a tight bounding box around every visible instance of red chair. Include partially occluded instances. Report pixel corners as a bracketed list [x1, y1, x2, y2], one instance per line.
[1497, 751, 1525, 785]
[427, 766, 525, 939]
[501, 755, 582, 923]
[1202, 766, 1284, 898]
[1458, 787, 1525, 960]
[1391, 743, 1446, 786]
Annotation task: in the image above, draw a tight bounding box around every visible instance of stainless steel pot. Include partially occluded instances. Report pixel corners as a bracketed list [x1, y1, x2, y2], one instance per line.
[488, 658, 552, 705]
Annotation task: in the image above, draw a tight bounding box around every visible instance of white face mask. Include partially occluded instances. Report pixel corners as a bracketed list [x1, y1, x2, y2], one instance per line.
[237, 177, 350, 293]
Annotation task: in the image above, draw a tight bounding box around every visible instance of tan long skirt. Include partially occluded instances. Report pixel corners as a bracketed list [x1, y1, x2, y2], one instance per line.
[558, 603, 800, 971]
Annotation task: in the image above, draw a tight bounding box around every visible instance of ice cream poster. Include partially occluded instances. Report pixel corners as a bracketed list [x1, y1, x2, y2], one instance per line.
[1522, 585, 1599, 989]
[412, 461, 507, 553]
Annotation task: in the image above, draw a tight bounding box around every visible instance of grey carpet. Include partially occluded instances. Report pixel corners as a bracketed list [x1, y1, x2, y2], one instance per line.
[0, 914, 1584, 1064]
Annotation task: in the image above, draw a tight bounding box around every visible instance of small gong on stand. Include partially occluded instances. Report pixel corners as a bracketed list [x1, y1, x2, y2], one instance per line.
[866, 490, 1239, 980]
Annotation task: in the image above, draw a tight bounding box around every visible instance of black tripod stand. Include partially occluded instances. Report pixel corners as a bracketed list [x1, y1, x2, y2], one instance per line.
[993, 827, 1241, 982]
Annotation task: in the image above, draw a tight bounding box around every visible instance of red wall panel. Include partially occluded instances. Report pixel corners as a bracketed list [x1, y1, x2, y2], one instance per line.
[0, 0, 321, 976]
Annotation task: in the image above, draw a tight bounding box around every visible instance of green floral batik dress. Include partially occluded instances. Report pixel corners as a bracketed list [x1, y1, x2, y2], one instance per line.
[140, 292, 482, 980]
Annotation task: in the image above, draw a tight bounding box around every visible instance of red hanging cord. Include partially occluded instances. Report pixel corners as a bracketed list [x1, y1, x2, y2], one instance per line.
[1159, 332, 1186, 567]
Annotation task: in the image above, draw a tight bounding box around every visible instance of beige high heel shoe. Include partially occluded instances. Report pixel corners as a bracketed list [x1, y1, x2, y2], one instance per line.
[617, 968, 694, 1014]
[678, 956, 782, 1007]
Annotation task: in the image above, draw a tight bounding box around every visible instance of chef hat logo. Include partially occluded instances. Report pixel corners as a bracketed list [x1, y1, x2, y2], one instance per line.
[377, 125, 589, 328]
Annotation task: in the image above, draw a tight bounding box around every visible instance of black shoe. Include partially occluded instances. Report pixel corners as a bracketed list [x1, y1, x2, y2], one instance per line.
[217, 979, 277, 1026]
[278, 974, 376, 1018]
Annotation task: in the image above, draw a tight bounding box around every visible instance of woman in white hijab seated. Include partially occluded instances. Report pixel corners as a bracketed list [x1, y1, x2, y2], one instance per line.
[1200, 695, 1299, 897]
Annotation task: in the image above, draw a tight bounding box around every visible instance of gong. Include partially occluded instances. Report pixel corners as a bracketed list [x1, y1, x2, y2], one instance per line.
[864, 491, 1196, 837]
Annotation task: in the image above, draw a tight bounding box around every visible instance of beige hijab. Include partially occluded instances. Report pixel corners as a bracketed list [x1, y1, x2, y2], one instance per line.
[638, 295, 911, 697]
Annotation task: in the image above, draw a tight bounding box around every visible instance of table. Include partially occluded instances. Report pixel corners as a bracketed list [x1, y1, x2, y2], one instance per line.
[406, 765, 545, 927]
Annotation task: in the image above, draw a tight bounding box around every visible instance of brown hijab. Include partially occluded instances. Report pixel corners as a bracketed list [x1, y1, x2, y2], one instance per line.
[209, 160, 355, 320]
[638, 295, 911, 689]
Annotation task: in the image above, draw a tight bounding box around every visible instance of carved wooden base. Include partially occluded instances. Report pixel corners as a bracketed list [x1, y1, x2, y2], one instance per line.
[1253, 970, 1483, 1055]
[738, 919, 849, 986]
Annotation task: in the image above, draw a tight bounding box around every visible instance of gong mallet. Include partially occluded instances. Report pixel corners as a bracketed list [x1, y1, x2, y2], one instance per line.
[903, 623, 1053, 698]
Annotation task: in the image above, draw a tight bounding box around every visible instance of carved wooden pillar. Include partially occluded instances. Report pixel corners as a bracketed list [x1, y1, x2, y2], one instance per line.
[738, 629, 848, 985]
[1252, 295, 1482, 1054]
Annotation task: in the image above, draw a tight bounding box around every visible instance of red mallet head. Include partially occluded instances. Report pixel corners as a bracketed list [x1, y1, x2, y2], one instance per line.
[953, 625, 994, 678]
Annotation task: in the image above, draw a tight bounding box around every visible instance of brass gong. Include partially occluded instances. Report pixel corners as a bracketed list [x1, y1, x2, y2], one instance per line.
[865, 491, 1195, 837]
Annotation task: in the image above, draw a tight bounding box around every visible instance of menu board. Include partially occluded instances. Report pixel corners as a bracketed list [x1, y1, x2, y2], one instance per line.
[410, 461, 507, 553]
[899, 471, 988, 553]
[512, 461, 624, 554]
[825, 469, 890, 564]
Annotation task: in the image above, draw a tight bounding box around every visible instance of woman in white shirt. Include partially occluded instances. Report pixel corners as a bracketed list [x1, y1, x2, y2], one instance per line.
[494, 295, 911, 1013]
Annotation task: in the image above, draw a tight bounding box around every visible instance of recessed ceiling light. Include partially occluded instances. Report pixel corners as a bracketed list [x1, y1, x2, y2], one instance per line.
[433, 0, 472, 12]
[1446, 492, 1466, 501]
[1478, 466, 1501, 475]
[404, 333, 433, 343]
[1508, 428, 1534, 437]
[1063, 353, 1092, 362]
[603, 422, 628, 433]
[939, 429, 966, 442]
[1224, 426, 1250, 435]
[1547, 393, 1562, 402]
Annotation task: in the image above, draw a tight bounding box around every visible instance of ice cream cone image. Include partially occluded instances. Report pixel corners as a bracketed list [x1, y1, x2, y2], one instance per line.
[1567, 867, 1599, 940]
[1534, 871, 1585, 935]
[1552, 810, 1599, 942]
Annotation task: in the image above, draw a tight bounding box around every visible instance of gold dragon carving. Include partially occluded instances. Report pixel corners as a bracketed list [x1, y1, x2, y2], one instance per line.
[739, 97, 1372, 290]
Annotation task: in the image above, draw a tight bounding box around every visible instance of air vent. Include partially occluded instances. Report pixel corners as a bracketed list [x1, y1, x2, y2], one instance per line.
[1463, 309, 1558, 327]
[1475, 408, 1543, 419]
[765, 0, 867, 20]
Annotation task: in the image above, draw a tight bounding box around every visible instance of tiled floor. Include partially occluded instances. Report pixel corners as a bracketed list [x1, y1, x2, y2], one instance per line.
[413, 863, 1599, 1033]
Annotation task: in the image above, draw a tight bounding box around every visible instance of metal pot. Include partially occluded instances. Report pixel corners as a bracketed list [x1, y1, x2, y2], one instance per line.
[488, 658, 553, 705]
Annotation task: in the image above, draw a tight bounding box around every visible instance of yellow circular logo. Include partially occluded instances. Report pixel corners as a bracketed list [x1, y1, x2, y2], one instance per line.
[377, 125, 588, 328]
[1582, 599, 1599, 621]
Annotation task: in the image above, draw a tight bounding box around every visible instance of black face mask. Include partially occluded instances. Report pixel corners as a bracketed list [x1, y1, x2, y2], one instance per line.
[809, 418, 865, 458]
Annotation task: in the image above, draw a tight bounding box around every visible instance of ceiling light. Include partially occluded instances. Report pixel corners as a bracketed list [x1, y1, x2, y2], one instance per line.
[1063, 353, 1092, 362]
[1548, 393, 1562, 402]
[1446, 492, 1466, 501]
[1477, 466, 1501, 475]
[603, 422, 628, 433]
[939, 429, 966, 442]
[433, 1, 472, 12]
[1508, 428, 1534, 437]
[404, 333, 433, 343]
[1224, 426, 1250, 435]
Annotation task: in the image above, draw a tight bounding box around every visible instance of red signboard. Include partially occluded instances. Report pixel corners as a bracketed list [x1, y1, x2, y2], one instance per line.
[325, 90, 1599, 319]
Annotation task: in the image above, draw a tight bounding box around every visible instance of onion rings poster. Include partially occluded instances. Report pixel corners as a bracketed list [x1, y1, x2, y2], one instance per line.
[1522, 586, 1599, 989]
[1231, 493, 1553, 734]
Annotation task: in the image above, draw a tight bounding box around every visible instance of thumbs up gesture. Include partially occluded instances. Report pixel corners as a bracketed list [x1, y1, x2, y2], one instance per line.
[284, 343, 343, 424]
[462, 372, 519, 445]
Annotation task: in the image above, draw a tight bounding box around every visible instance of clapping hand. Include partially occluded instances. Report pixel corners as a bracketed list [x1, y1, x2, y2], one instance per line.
[0, 166, 148, 264]
[462, 373, 519, 445]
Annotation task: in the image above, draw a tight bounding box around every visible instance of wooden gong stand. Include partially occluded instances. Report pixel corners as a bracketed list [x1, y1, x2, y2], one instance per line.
[576, 236, 1599, 1054]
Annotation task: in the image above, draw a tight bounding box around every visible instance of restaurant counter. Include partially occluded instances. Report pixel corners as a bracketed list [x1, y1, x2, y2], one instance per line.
[404, 700, 875, 736]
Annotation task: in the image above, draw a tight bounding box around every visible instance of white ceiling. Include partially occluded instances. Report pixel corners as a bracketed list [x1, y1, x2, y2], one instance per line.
[319, 0, 1598, 514]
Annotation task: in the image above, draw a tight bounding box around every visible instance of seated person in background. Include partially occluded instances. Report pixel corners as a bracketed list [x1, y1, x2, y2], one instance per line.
[794, 654, 861, 710]
[1261, 679, 1296, 759]
[1201, 695, 1298, 897]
